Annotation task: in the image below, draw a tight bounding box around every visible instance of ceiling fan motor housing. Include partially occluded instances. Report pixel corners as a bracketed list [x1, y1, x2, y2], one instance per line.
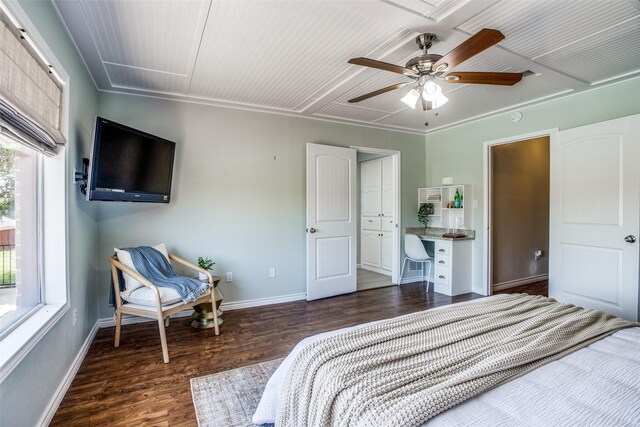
[416, 33, 437, 51]
[407, 33, 443, 74]
[406, 53, 443, 74]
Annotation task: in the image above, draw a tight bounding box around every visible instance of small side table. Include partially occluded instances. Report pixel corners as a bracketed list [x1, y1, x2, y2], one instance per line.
[191, 276, 223, 329]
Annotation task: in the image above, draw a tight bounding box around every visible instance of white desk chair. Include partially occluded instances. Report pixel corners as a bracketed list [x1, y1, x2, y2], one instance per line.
[399, 234, 433, 291]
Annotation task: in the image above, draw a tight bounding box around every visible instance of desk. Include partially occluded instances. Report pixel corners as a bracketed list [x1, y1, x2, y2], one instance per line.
[406, 228, 474, 296]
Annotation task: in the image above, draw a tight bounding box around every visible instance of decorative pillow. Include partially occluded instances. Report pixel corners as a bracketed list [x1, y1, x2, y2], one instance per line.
[121, 285, 182, 307]
[114, 243, 170, 296]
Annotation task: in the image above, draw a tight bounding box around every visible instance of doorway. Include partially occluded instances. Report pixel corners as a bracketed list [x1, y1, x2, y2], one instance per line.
[486, 134, 550, 295]
[305, 143, 400, 301]
[354, 147, 401, 291]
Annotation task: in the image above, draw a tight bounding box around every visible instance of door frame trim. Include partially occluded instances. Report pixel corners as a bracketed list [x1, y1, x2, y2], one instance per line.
[482, 128, 558, 296]
[351, 146, 402, 285]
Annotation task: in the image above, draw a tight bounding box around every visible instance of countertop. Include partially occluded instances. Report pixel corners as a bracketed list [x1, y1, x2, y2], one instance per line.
[405, 227, 475, 241]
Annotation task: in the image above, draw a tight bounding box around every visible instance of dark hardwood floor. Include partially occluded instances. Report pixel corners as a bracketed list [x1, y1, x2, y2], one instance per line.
[52, 281, 547, 426]
[493, 280, 548, 296]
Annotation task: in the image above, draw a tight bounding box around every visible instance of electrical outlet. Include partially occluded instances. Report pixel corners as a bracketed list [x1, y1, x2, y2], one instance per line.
[73, 308, 78, 326]
[226, 272, 233, 282]
[269, 267, 276, 278]
[473, 199, 478, 209]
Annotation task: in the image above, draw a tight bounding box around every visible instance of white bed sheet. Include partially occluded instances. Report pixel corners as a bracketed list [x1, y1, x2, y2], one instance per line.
[253, 296, 640, 426]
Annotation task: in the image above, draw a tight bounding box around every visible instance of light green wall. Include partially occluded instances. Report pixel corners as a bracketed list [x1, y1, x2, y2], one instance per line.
[425, 76, 640, 293]
[96, 93, 426, 318]
[12, 6, 640, 424]
[0, 1, 99, 426]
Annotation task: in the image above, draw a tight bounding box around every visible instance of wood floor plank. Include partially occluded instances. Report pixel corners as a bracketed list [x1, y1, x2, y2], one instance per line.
[51, 282, 546, 426]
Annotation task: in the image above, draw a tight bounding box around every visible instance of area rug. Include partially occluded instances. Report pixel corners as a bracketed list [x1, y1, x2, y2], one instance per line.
[191, 358, 283, 427]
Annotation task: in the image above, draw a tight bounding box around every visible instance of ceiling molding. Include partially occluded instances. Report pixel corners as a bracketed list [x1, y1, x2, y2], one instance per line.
[97, 88, 427, 136]
[53, 0, 640, 134]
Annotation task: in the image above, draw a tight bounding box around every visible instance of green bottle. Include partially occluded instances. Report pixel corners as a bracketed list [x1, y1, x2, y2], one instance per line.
[454, 189, 461, 208]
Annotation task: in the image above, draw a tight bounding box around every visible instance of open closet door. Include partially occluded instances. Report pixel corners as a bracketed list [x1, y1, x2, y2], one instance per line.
[549, 114, 640, 321]
[306, 143, 357, 301]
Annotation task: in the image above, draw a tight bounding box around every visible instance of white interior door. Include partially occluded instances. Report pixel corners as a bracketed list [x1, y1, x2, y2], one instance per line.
[550, 114, 640, 321]
[306, 143, 357, 301]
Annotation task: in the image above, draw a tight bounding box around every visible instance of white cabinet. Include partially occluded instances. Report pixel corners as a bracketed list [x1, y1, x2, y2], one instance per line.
[432, 239, 472, 296]
[418, 185, 471, 229]
[381, 157, 393, 217]
[380, 232, 393, 271]
[381, 216, 394, 232]
[361, 230, 393, 271]
[360, 157, 394, 275]
[361, 160, 381, 217]
[361, 230, 381, 268]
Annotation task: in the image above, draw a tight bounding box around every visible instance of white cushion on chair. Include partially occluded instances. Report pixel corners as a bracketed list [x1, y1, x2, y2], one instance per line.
[115, 243, 170, 295]
[121, 285, 182, 307]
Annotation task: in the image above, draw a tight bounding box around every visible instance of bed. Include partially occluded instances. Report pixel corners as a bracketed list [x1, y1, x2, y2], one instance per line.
[253, 295, 640, 426]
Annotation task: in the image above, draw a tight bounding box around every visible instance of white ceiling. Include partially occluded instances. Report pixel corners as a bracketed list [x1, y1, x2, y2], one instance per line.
[53, 0, 640, 134]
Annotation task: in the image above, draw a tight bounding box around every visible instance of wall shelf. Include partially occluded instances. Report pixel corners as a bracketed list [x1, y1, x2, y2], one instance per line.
[419, 185, 471, 229]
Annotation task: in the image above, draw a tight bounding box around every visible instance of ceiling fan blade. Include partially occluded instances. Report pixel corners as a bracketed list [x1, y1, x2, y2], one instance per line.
[348, 82, 412, 103]
[433, 29, 505, 72]
[348, 57, 417, 77]
[444, 72, 523, 86]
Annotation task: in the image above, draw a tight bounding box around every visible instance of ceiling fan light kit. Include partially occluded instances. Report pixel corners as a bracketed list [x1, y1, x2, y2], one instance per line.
[401, 88, 421, 109]
[347, 28, 524, 116]
[400, 79, 449, 110]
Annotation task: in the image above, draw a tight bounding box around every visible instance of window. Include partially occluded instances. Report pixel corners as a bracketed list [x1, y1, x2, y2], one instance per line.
[0, 134, 41, 337]
[0, 0, 68, 379]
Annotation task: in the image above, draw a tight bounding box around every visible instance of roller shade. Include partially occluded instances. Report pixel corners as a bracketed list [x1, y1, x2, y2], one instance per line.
[0, 7, 65, 155]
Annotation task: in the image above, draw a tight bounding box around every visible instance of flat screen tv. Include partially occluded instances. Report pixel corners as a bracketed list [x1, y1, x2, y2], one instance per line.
[88, 117, 176, 203]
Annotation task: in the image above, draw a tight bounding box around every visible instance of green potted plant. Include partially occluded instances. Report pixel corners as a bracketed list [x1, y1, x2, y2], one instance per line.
[418, 203, 433, 228]
[197, 256, 215, 281]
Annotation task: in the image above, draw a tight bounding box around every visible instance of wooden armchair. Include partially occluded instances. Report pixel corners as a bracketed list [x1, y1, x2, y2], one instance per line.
[110, 253, 219, 363]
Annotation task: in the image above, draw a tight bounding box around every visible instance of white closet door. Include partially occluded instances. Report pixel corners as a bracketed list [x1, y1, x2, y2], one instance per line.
[549, 114, 640, 321]
[306, 143, 357, 301]
[361, 231, 381, 268]
[361, 160, 381, 217]
[381, 232, 393, 271]
[381, 156, 394, 218]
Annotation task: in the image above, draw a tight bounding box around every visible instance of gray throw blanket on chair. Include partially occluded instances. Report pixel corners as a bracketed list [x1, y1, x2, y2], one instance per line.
[121, 246, 209, 303]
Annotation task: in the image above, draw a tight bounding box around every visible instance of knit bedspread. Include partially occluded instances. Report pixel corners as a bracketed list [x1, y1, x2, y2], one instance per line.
[275, 294, 637, 427]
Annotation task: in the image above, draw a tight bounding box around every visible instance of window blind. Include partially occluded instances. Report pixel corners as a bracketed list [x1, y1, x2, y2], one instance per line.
[0, 8, 65, 155]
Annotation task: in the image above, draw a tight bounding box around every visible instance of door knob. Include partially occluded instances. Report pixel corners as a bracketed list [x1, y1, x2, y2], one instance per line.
[309, 228, 317, 233]
[625, 235, 636, 243]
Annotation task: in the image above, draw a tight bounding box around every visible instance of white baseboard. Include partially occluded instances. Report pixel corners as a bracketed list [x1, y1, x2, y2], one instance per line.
[359, 265, 392, 276]
[97, 292, 308, 328]
[400, 277, 427, 285]
[96, 308, 194, 328]
[220, 292, 307, 311]
[38, 320, 100, 427]
[492, 274, 548, 291]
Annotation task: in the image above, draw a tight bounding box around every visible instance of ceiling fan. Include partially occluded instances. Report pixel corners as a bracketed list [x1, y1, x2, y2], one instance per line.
[347, 29, 523, 111]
